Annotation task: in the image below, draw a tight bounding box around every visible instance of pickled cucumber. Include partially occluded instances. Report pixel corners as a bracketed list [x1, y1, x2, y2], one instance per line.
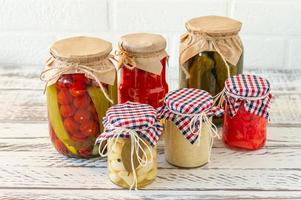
[46, 85, 77, 155]
[87, 86, 110, 132]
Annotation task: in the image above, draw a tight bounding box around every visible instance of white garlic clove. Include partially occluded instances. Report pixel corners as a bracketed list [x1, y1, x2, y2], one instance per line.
[118, 171, 134, 186]
[137, 162, 153, 176]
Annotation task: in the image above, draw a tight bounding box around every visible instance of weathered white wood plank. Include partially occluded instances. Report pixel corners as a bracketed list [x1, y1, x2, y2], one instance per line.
[0, 145, 300, 169]
[0, 166, 300, 191]
[1, 189, 301, 200]
[0, 90, 299, 125]
[0, 65, 43, 90]
[247, 69, 301, 93]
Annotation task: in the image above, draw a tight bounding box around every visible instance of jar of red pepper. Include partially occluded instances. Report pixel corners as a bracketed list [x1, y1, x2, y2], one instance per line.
[117, 33, 169, 108]
[41, 36, 117, 158]
[222, 74, 272, 150]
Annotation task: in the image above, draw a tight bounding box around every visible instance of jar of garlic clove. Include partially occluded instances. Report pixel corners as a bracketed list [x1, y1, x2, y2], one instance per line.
[96, 102, 163, 190]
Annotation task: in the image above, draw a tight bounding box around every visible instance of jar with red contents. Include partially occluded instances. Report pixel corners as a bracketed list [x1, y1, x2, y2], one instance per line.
[117, 33, 168, 108]
[222, 74, 272, 150]
[41, 36, 117, 158]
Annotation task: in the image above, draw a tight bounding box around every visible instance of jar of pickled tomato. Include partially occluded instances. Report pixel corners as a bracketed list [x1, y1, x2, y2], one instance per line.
[158, 88, 224, 168]
[117, 33, 169, 108]
[96, 102, 163, 190]
[222, 74, 273, 150]
[41, 36, 117, 158]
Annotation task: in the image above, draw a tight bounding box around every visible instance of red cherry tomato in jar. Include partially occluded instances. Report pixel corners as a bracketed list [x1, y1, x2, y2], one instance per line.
[60, 105, 75, 118]
[80, 121, 98, 136]
[69, 132, 88, 142]
[56, 74, 73, 89]
[87, 104, 97, 114]
[57, 89, 72, 105]
[69, 88, 86, 97]
[78, 147, 92, 157]
[74, 109, 91, 124]
[71, 74, 89, 90]
[73, 95, 91, 108]
[63, 117, 79, 133]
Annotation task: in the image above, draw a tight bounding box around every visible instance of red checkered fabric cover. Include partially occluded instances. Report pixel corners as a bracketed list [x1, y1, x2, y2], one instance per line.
[157, 88, 224, 144]
[96, 102, 163, 146]
[224, 74, 272, 119]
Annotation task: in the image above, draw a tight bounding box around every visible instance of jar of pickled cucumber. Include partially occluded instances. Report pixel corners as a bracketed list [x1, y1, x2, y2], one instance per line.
[179, 16, 243, 125]
[96, 102, 163, 189]
[158, 88, 224, 168]
[41, 36, 117, 158]
[117, 33, 169, 108]
[222, 74, 273, 150]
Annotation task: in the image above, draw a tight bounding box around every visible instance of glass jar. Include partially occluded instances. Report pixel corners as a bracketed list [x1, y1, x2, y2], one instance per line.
[222, 74, 272, 150]
[41, 36, 117, 158]
[118, 33, 169, 108]
[223, 104, 267, 150]
[164, 121, 211, 168]
[107, 138, 157, 188]
[158, 88, 223, 168]
[179, 16, 244, 125]
[96, 102, 163, 190]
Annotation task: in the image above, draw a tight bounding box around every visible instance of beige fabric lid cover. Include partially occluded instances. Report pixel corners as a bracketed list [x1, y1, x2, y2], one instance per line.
[50, 36, 112, 61]
[186, 15, 242, 35]
[118, 33, 168, 75]
[180, 15, 243, 66]
[44, 36, 116, 86]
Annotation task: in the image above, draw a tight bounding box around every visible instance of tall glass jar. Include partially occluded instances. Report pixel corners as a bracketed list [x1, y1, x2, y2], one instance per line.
[96, 102, 163, 190]
[41, 36, 117, 158]
[222, 74, 272, 150]
[158, 88, 224, 168]
[118, 33, 169, 108]
[179, 16, 243, 125]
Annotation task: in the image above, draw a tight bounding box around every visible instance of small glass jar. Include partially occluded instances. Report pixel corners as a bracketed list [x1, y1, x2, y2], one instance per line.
[96, 102, 163, 189]
[107, 138, 157, 188]
[118, 33, 169, 108]
[222, 74, 272, 150]
[41, 36, 117, 158]
[158, 88, 223, 168]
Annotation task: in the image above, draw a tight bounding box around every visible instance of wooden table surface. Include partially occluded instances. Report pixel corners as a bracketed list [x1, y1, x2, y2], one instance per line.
[0, 66, 300, 200]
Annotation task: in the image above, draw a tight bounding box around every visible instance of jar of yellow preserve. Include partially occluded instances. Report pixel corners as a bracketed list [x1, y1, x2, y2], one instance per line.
[158, 88, 224, 168]
[96, 102, 163, 190]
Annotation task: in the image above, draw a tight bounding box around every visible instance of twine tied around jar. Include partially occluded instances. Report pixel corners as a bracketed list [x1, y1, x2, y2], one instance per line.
[114, 47, 137, 70]
[97, 124, 154, 191]
[40, 56, 115, 104]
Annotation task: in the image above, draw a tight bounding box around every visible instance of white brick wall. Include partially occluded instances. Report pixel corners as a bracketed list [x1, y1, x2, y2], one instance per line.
[0, 0, 300, 88]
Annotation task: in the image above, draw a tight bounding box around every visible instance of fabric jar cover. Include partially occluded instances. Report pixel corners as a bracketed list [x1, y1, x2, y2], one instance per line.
[157, 88, 224, 144]
[96, 101, 163, 146]
[117, 33, 168, 75]
[224, 74, 273, 119]
[40, 36, 116, 103]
